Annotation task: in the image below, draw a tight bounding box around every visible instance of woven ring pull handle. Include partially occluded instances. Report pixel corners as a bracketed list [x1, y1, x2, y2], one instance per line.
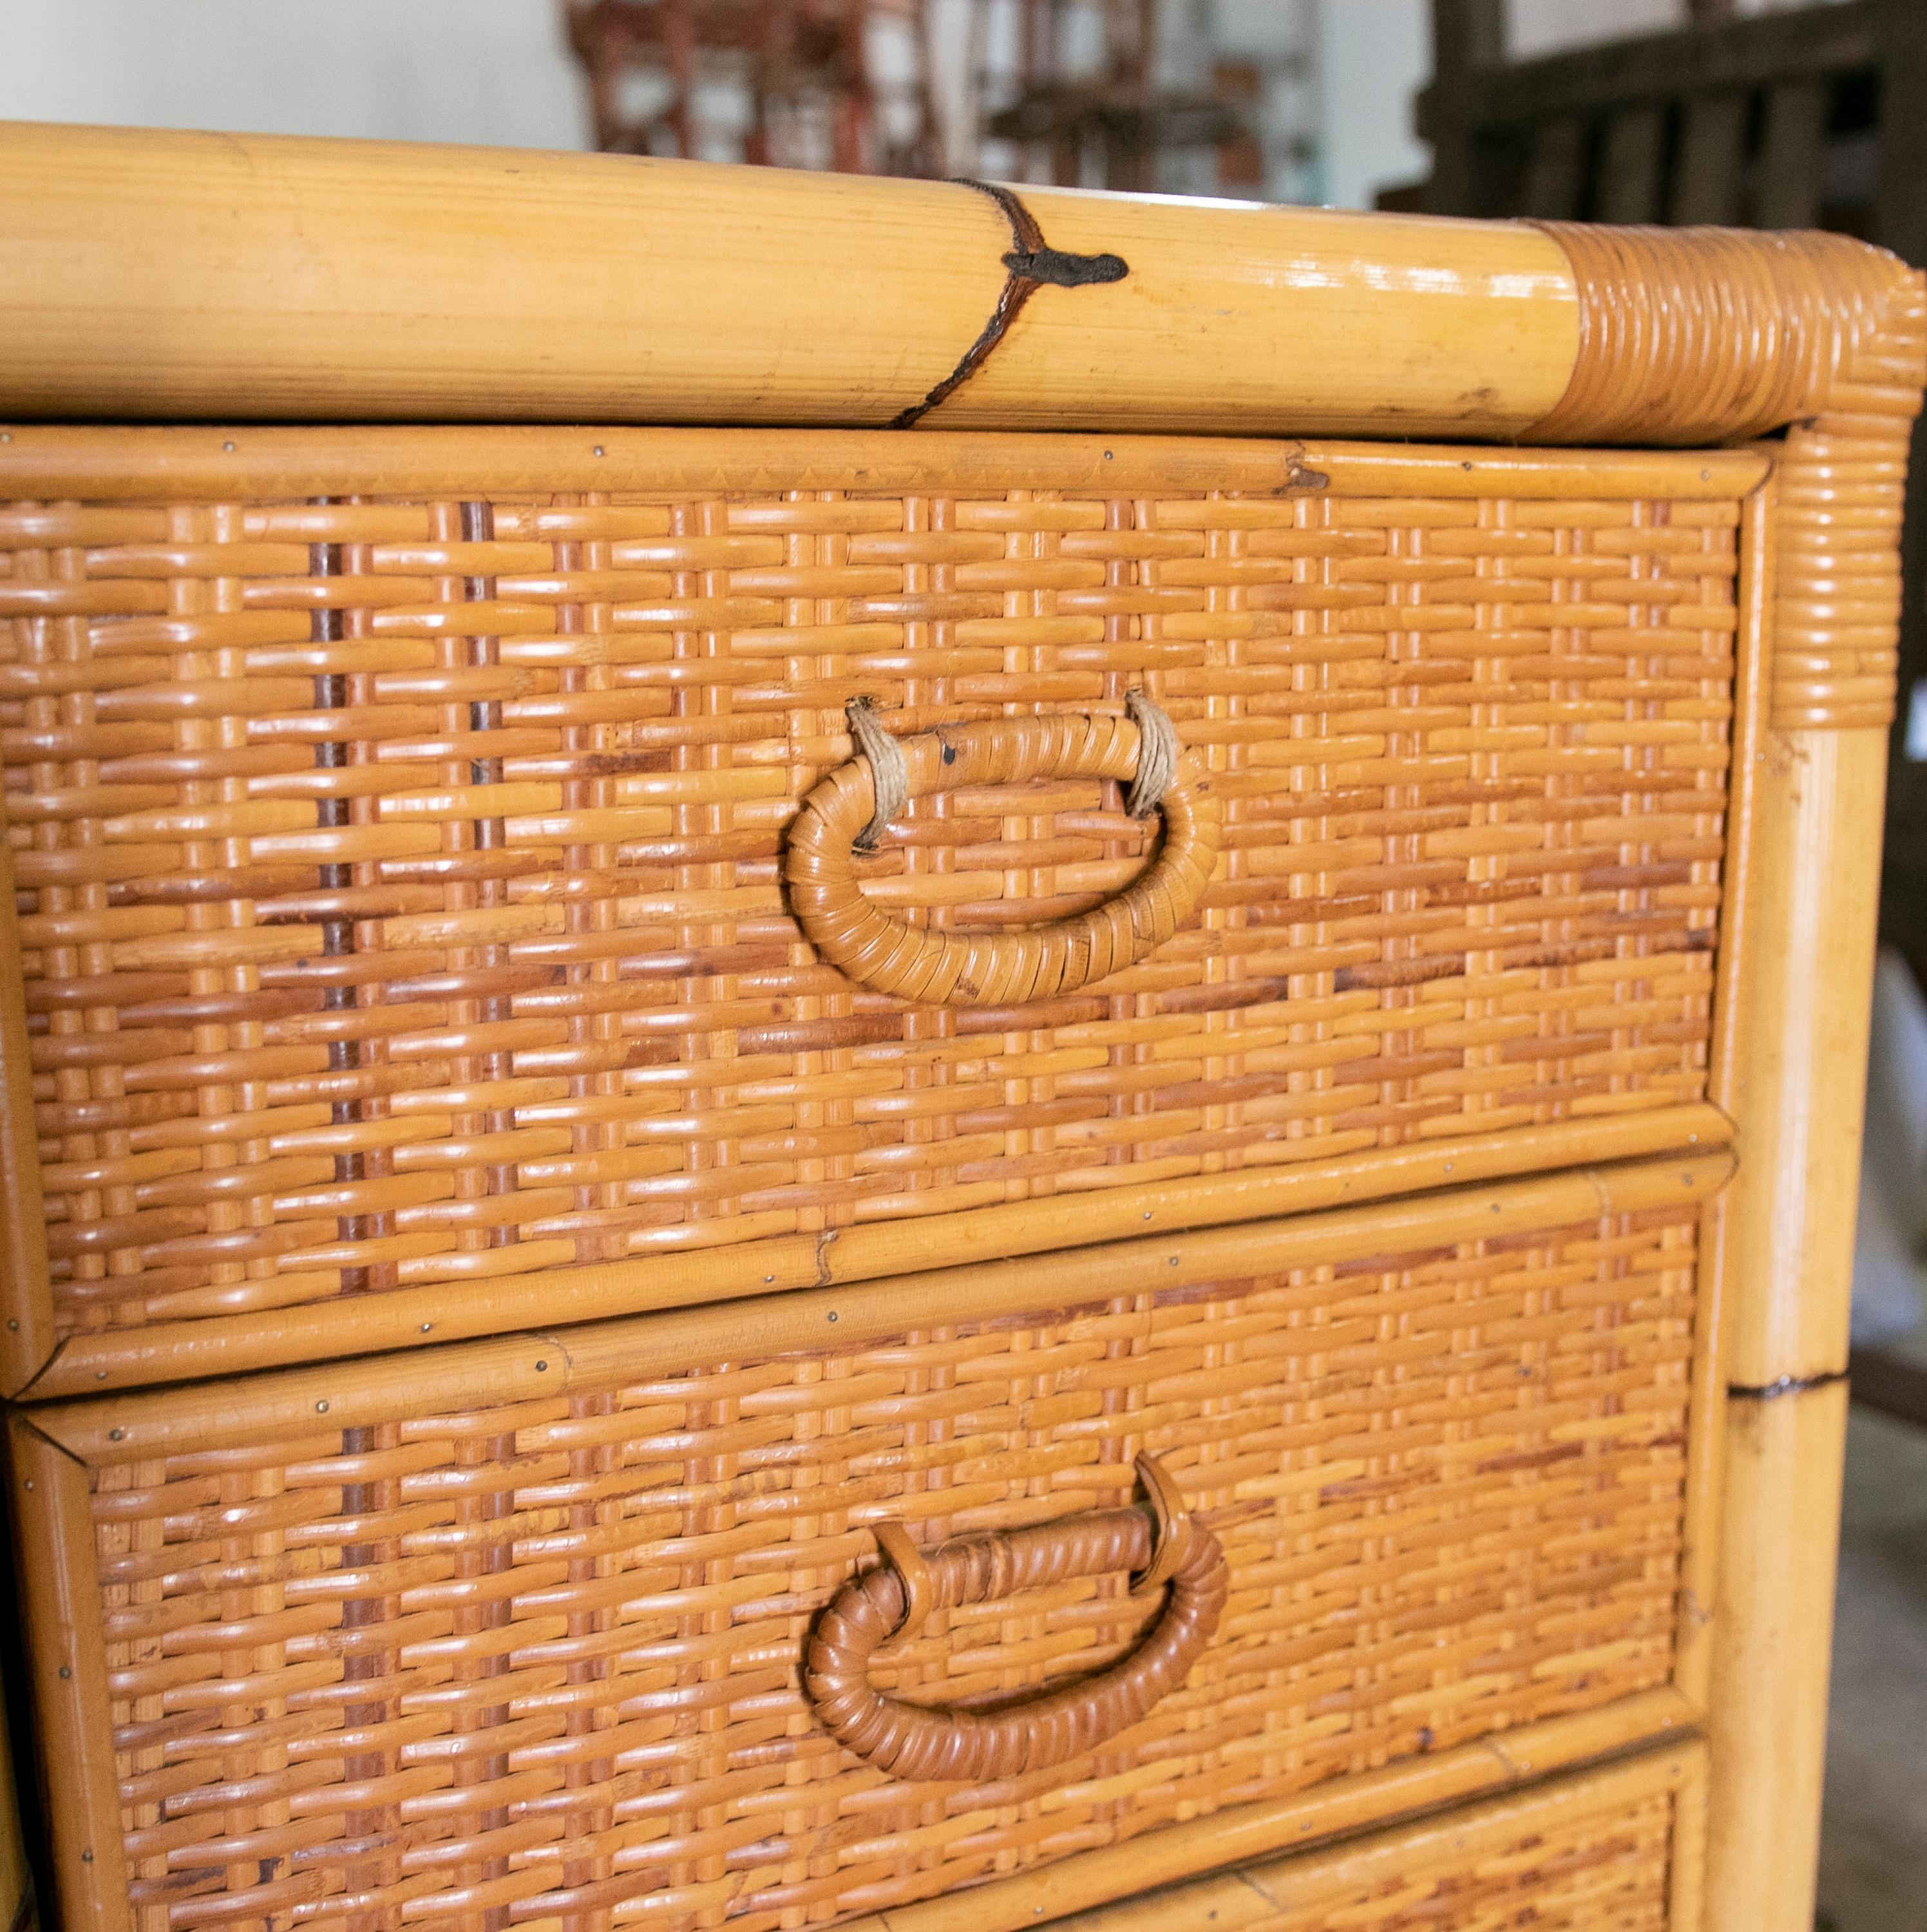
[802, 1453, 1228, 1783]
[784, 696, 1222, 1007]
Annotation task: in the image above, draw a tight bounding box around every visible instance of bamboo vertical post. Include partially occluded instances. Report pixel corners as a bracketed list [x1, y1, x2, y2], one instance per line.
[1700, 384, 1915, 1931]
[1510, 223, 1927, 1932]
[1423, 0, 1505, 215]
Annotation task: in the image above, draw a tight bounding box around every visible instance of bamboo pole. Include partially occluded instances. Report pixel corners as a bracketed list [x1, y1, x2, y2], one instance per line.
[0, 424, 1769, 506]
[1709, 1382, 1850, 1931]
[24, 1103, 1730, 1400]
[0, 123, 1579, 437]
[40, 1150, 1731, 1464]
[1704, 549, 1897, 1923]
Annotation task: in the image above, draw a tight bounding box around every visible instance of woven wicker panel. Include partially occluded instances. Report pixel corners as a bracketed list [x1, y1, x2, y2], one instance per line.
[0, 476, 1736, 1350]
[1273, 1792, 1676, 1932]
[1105, 1778, 1680, 1932]
[87, 1186, 1700, 1931]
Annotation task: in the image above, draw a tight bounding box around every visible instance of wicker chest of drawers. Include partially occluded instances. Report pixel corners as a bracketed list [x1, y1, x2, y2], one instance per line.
[0, 122, 1920, 1932]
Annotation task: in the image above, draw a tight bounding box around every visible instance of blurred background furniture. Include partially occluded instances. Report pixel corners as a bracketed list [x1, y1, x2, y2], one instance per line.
[558, 0, 1319, 193]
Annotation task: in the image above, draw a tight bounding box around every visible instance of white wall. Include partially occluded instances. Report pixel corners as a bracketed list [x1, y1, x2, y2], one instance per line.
[1316, 0, 1428, 209]
[0, 0, 585, 149]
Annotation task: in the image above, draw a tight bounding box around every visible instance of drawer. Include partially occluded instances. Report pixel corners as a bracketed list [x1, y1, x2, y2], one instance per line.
[8, 1153, 1722, 1932]
[1030, 1744, 1704, 1932]
[0, 433, 1749, 1394]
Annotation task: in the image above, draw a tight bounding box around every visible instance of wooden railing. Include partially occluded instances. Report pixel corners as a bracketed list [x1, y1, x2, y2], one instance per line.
[1419, 1, 1916, 239]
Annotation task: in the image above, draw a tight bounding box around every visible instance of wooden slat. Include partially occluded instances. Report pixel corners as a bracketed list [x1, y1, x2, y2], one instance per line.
[1420, 0, 1879, 135]
[1521, 118, 1588, 219]
[1597, 103, 1667, 223]
[1671, 91, 1748, 224]
[1756, 79, 1828, 229]
[1848, 1345, 1927, 1428]
[1424, 0, 1505, 214]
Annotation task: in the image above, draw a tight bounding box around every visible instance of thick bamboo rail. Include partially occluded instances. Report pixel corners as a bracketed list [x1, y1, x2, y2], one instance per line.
[0, 123, 1579, 439]
[1691, 257, 1921, 1929]
[1710, 1382, 1851, 1932]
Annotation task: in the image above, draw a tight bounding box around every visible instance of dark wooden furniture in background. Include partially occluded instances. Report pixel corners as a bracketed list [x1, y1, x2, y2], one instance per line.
[1418, 0, 1927, 968]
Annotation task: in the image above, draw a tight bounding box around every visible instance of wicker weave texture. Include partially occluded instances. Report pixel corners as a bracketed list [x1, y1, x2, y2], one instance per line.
[1060, 1769, 1684, 1931]
[0, 474, 1735, 1357]
[1257, 1792, 1675, 1932]
[84, 1184, 1701, 1932]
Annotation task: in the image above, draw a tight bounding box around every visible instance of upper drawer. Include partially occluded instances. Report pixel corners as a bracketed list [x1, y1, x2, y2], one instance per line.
[0, 432, 1756, 1393]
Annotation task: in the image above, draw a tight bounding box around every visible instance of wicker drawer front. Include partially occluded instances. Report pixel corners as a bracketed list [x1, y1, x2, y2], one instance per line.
[10, 1156, 1717, 1932]
[0, 439, 1740, 1385]
[1042, 1745, 1702, 1932]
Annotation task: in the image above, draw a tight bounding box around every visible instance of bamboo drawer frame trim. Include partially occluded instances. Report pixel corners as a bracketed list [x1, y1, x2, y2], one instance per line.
[0, 430, 1770, 506]
[32, 1151, 1732, 1465]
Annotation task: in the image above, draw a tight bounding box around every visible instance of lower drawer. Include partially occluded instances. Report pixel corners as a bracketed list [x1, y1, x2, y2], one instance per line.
[6, 1153, 1722, 1932]
[1041, 1742, 1704, 1932]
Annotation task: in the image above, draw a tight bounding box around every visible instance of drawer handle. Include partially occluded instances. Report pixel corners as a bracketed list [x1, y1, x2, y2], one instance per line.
[785, 696, 1221, 1006]
[803, 1453, 1227, 1781]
